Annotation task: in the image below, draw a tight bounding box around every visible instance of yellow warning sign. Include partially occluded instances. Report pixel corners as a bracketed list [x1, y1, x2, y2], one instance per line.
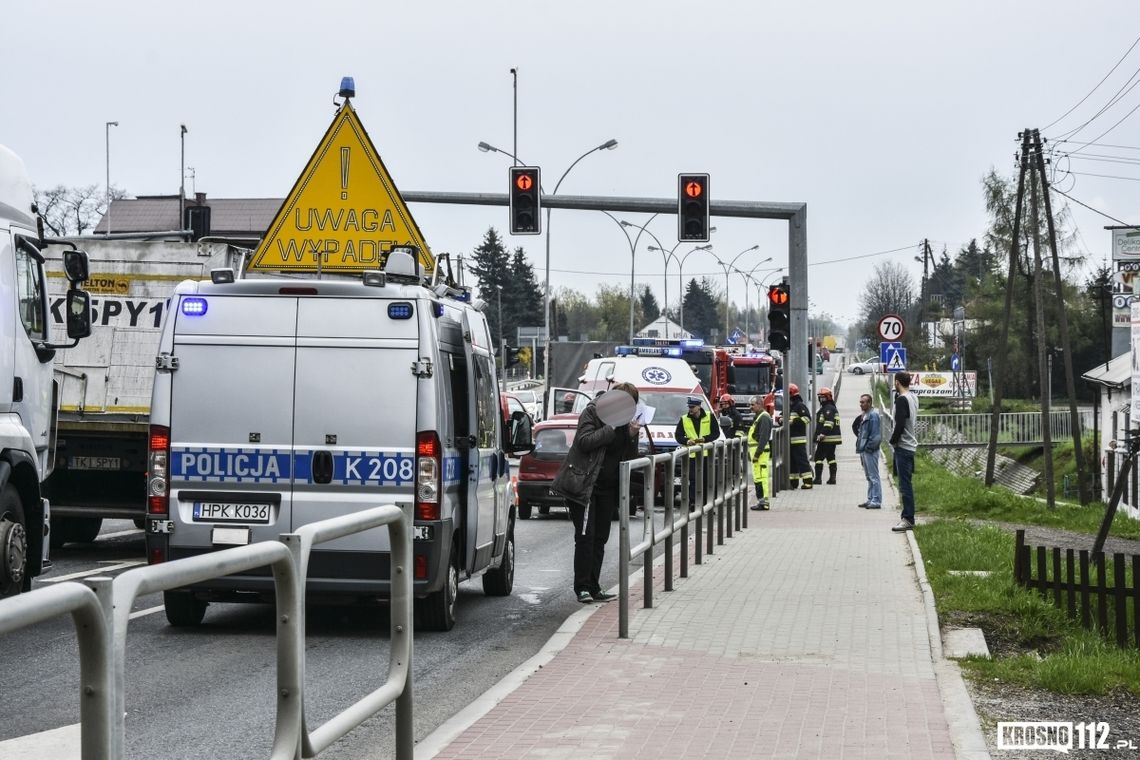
[249, 101, 432, 273]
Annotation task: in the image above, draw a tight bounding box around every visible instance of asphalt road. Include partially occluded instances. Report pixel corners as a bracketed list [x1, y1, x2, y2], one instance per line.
[0, 508, 621, 759]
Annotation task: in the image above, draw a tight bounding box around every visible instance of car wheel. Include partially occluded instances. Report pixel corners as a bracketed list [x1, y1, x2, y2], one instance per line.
[852, 367, 864, 375]
[164, 590, 208, 626]
[519, 503, 532, 520]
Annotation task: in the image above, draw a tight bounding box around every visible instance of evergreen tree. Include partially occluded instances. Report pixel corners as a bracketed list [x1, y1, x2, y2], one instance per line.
[639, 285, 660, 325]
[468, 228, 512, 355]
[682, 277, 721, 342]
[505, 247, 543, 347]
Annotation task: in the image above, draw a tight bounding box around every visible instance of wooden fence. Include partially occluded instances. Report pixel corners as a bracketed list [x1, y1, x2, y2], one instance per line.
[1013, 529, 1139, 650]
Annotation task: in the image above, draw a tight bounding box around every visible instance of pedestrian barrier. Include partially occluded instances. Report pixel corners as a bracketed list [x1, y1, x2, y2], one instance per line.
[617, 438, 749, 638]
[0, 504, 414, 760]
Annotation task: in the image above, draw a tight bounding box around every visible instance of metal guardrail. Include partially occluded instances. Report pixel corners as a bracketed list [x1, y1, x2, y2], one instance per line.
[0, 504, 413, 760]
[916, 410, 1094, 447]
[617, 437, 749, 639]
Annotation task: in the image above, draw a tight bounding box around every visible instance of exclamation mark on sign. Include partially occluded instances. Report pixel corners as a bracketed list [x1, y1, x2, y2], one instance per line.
[340, 147, 350, 200]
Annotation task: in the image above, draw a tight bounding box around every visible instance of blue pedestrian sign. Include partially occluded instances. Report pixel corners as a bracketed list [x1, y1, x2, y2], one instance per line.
[951, 353, 961, 371]
[728, 328, 745, 345]
[880, 341, 906, 372]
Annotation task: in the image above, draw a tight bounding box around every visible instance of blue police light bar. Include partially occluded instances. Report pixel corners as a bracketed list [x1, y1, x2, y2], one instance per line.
[615, 346, 635, 356]
[181, 297, 207, 316]
[665, 347, 682, 357]
[339, 76, 355, 98]
[388, 302, 413, 319]
[680, 339, 704, 348]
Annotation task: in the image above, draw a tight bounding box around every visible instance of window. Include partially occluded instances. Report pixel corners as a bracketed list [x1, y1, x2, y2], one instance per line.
[14, 238, 46, 341]
[473, 355, 497, 448]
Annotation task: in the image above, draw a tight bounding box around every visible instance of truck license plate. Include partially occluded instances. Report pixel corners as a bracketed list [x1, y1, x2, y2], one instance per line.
[70, 456, 121, 470]
[192, 502, 271, 524]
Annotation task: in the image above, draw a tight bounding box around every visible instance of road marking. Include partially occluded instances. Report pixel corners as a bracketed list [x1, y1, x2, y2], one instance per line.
[41, 561, 144, 583]
[0, 723, 78, 759]
[99, 528, 143, 540]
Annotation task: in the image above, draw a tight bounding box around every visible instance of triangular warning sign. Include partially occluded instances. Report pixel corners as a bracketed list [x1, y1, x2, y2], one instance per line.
[249, 101, 432, 273]
[887, 350, 905, 370]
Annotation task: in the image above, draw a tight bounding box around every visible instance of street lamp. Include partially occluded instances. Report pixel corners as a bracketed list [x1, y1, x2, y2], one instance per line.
[676, 243, 713, 332]
[179, 124, 188, 233]
[713, 245, 760, 342]
[105, 121, 118, 235]
[496, 284, 505, 389]
[478, 138, 618, 397]
[735, 257, 773, 339]
[621, 220, 713, 338]
[600, 211, 658, 343]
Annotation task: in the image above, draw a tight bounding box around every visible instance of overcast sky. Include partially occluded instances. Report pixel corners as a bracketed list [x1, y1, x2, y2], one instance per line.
[5, 1, 1140, 333]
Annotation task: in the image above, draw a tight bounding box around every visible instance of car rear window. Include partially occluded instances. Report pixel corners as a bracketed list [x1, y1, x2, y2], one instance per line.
[534, 427, 575, 457]
[513, 391, 536, 404]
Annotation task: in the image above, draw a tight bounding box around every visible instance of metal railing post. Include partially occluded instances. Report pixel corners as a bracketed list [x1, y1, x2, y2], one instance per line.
[642, 461, 654, 611]
[664, 452, 676, 591]
[694, 447, 703, 566]
[679, 450, 689, 578]
[85, 577, 117, 760]
[619, 461, 631, 639]
[392, 504, 414, 760]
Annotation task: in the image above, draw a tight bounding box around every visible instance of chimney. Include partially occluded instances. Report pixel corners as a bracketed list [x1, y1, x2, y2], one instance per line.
[194, 192, 206, 205]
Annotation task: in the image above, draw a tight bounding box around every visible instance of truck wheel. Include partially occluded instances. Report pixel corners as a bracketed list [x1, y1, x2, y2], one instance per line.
[164, 590, 207, 627]
[417, 545, 459, 631]
[518, 503, 532, 520]
[0, 486, 27, 598]
[482, 523, 515, 596]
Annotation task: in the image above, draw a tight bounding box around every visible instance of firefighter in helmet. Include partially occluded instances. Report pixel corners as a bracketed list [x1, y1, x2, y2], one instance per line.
[787, 383, 814, 489]
[814, 386, 842, 484]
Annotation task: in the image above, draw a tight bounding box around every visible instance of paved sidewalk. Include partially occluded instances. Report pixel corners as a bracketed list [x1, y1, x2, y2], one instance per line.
[420, 375, 989, 759]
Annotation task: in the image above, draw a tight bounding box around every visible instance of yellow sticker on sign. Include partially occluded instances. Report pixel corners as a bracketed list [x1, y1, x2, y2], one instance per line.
[249, 101, 432, 273]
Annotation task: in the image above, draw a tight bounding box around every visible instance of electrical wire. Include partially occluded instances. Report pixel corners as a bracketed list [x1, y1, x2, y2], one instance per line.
[1049, 185, 1131, 225]
[1043, 34, 1140, 132]
[1054, 140, 1140, 151]
[1068, 169, 1140, 183]
[1060, 96, 1140, 157]
[1051, 60, 1140, 144]
[807, 244, 920, 266]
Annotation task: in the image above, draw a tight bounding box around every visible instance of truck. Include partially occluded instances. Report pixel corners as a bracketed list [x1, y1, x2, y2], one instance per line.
[0, 144, 93, 596]
[42, 240, 242, 546]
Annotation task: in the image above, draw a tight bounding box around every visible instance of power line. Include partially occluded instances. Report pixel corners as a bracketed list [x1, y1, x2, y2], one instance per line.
[1068, 169, 1140, 182]
[1043, 34, 1140, 132]
[1052, 59, 1140, 144]
[1062, 96, 1140, 157]
[1049, 184, 1130, 225]
[1054, 139, 1140, 151]
[807, 244, 919, 266]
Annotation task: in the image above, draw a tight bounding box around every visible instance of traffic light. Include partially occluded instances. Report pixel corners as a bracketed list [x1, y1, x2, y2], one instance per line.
[767, 282, 790, 352]
[677, 173, 710, 242]
[505, 346, 521, 367]
[509, 167, 541, 235]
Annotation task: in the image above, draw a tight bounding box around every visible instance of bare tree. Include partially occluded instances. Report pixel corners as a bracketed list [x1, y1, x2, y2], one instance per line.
[34, 184, 126, 236]
[858, 261, 916, 336]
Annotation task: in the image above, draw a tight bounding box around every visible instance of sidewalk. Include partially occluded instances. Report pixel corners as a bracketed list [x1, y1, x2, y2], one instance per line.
[419, 374, 989, 759]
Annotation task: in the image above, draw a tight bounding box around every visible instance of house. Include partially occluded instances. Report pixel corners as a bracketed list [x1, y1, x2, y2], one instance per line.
[94, 194, 281, 242]
[636, 317, 691, 341]
[1081, 352, 1139, 520]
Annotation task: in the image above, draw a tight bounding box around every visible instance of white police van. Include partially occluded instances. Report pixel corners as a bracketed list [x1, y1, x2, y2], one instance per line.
[145, 249, 532, 631]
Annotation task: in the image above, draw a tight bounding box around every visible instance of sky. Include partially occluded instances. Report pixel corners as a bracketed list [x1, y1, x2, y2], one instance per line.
[4, 1, 1140, 334]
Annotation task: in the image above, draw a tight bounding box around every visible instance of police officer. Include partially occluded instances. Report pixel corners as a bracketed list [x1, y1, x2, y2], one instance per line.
[814, 386, 842, 484]
[674, 396, 721, 509]
[717, 393, 746, 439]
[787, 383, 814, 489]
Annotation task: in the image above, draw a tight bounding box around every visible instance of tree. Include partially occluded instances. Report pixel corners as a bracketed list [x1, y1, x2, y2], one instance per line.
[638, 285, 660, 324]
[468, 228, 512, 360]
[857, 261, 915, 343]
[682, 277, 721, 342]
[505, 246, 543, 340]
[34, 184, 126, 236]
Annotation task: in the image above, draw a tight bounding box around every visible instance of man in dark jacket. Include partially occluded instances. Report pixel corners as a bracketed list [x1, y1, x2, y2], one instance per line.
[787, 384, 814, 489]
[551, 383, 641, 603]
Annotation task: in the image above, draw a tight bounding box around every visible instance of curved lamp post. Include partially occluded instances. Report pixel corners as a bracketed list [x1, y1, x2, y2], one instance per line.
[478, 138, 617, 395]
[600, 211, 658, 343]
[712, 245, 760, 342]
[676, 243, 713, 332]
[734, 257, 773, 339]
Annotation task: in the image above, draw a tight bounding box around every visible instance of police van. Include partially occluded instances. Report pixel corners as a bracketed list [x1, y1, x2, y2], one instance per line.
[145, 249, 532, 631]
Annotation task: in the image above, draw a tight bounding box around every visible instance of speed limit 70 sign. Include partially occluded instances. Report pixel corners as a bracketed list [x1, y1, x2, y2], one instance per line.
[877, 314, 905, 341]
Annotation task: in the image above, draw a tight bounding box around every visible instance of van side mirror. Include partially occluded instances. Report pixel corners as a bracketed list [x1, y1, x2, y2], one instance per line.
[507, 410, 534, 455]
[62, 250, 89, 284]
[65, 289, 92, 340]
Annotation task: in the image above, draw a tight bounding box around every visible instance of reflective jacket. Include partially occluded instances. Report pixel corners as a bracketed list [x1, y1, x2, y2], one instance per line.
[675, 409, 720, 459]
[788, 396, 812, 445]
[815, 400, 842, 445]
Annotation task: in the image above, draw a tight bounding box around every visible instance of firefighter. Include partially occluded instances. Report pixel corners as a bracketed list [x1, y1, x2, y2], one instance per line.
[814, 386, 842, 484]
[787, 384, 814, 489]
[718, 393, 746, 439]
[748, 393, 775, 509]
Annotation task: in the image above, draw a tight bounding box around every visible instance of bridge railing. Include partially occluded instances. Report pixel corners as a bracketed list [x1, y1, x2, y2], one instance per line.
[617, 437, 750, 638]
[915, 410, 1094, 447]
[0, 504, 413, 760]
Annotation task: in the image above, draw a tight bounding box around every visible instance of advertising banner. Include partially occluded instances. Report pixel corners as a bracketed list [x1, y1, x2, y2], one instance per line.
[1111, 229, 1140, 327]
[908, 371, 977, 397]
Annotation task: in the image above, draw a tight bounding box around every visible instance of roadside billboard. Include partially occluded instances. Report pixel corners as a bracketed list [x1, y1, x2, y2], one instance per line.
[908, 371, 976, 397]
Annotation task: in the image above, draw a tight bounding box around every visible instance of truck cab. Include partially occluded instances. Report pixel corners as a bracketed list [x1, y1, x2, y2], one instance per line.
[145, 249, 531, 630]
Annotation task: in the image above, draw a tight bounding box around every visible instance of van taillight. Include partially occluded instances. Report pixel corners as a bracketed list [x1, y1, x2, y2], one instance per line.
[148, 425, 170, 515]
[415, 431, 441, 520]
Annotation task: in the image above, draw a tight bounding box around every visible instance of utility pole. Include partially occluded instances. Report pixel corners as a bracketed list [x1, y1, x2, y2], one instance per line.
[986, 131, 1031, 486]
[1033, 129, 1090, 505]
[1028, 143, 1055, 509]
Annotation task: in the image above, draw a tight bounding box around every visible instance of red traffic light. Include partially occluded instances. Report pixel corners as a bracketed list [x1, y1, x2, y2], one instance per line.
[515, 173, 534, 191]
[684, 180, 704, 198]
[768, 285, 789, 306]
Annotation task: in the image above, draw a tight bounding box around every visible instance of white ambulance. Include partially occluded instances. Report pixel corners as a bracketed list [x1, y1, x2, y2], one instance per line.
[145, 249, 532, 631]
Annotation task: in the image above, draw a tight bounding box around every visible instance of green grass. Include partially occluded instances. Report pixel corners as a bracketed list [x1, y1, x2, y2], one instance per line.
[907, 449, 1140, 541]
[915, 519, 1140, 695]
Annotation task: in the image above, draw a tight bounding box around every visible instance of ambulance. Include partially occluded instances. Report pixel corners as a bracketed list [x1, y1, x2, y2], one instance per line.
[145, 249, 533, 631]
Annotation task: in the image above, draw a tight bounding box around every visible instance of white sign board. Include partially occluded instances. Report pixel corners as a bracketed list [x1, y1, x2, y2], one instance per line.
[1132, 302, 1140, 410]
[907, 371, 977, 397]
[877, 314, 905, 341]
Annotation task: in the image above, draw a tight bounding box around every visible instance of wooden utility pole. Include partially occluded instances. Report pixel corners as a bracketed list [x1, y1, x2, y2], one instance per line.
[1032, 129, 1091, 505]
[1028, 151, 1056, 508]
[986, 131, 1032, 486]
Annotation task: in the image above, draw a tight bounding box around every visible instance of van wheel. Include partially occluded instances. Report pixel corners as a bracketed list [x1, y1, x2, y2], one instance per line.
[482, 525, 514, 596]
[0, 486, 28, 598]
[69, 517, 102, 544]
[538, 506, 550, 516]
[518, 503, 532, 520]
[418, 546, 459, 631]
[164, 590, 208, 627]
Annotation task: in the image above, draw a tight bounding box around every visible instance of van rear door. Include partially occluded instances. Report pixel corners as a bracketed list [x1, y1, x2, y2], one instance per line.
[460, 309, 500, 571]
[167, 295, 298, 552]
[291, 296, 419, 553]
